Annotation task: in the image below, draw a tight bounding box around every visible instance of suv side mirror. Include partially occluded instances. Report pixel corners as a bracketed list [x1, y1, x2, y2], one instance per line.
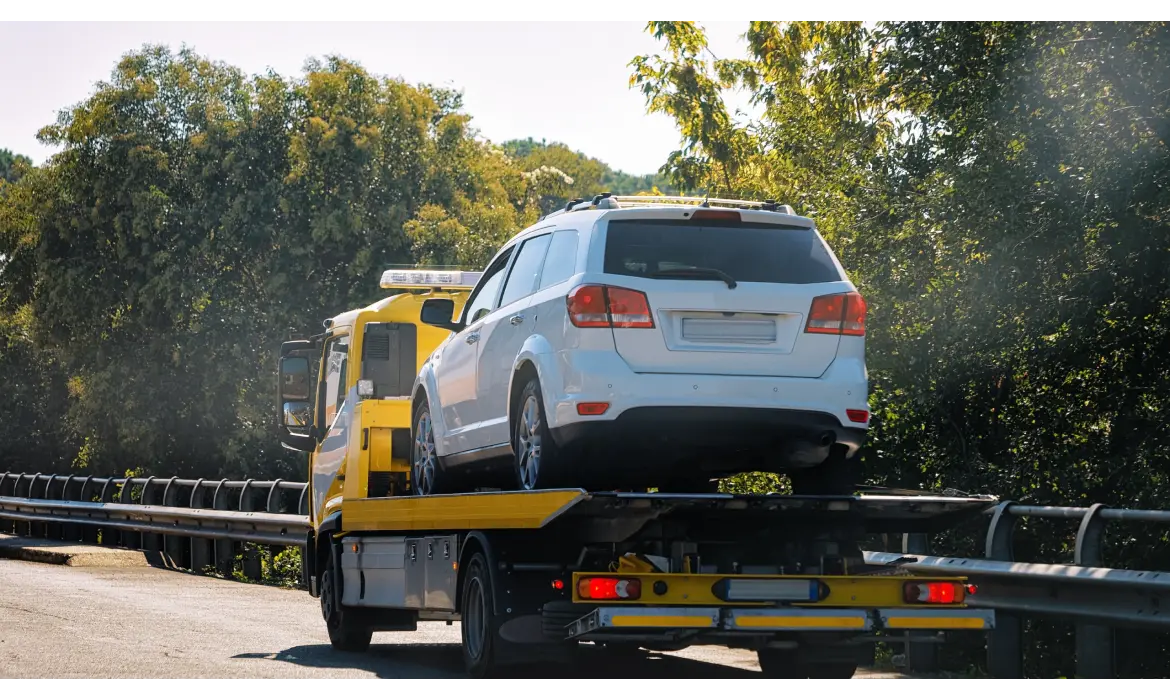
[420, 298, 463, 332]
[277, 354, 317, 452]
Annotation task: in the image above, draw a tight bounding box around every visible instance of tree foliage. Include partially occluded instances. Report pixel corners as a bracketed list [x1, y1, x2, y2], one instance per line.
[635, 20, 1170, 677]
[0, 47, 602, 478]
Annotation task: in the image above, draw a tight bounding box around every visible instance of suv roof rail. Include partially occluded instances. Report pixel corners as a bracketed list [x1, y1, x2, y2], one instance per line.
[606, 194, 796, 215]
[538, 194, 796, 221]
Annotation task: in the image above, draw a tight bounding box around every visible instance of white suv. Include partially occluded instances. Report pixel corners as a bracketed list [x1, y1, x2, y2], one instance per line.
[410, 194, 869, 496]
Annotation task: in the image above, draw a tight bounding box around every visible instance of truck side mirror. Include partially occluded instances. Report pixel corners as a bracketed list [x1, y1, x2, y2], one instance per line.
[279, 356, 311, 402]
[420, 298, 463, 332]
[277, 355, 317, 452]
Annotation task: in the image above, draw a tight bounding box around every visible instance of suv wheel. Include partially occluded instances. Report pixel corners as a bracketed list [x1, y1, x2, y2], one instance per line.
[513, 377, 569, 490]
[412, 401, 443, 496]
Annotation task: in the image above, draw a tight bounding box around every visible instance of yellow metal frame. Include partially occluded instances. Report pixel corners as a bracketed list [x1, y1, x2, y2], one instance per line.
[341, 489, 588, 532]
[570, 571, 970, 609]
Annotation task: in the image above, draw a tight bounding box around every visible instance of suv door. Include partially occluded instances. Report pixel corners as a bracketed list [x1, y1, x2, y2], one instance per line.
[433, 246, 513, 455]
[475, 231, 553, 448]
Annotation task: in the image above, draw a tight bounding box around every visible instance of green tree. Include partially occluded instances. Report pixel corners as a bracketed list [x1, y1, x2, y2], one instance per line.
[13, 47, 561, 478]
[0, 149, 32, 183]
[634, 20, 1170, 677]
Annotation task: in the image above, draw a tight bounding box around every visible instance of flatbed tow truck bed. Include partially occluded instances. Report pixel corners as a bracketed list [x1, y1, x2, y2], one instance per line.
[310, 488, 998, 677]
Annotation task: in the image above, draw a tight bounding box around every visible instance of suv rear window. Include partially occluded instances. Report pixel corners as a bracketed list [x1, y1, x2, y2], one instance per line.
[602, 219, 843, 284]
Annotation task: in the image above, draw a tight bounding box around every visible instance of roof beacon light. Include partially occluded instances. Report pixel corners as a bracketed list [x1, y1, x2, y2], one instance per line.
[379, 269, 483, 291]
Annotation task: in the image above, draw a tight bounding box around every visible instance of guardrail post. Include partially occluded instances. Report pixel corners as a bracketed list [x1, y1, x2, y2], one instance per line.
[43, 475, 65, 540]
[298, 484, 311, 588]
[77, 476, 99, 543]
[119, 478, 142, 550]
[985, 501, 1023, 678]
[24, 473, 43, 538]
[61, 476, 83, 542]
[212, 480, 235, 577]
[0, 473, 13, 534]
[900, 532, 940, 674]
[188, 479, 212, 575]
[161, 477, 186, 568]
[96, 478, 117, 545]
[1073, 503, 1115, 678]
[239, 480, 262, 581]
[140, 476, 162, 553]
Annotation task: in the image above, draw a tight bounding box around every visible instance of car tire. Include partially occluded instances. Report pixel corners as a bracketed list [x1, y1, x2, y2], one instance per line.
[512, 377, 570, 490]
[789, 447, 859, 496]
[319, 544, 373, 652]
[411, 400, 445, 496]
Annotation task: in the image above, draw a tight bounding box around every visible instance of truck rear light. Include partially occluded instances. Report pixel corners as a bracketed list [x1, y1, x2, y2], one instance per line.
[903, 581, 966, 605]
[806, 292, 866, 336]
[846, 409, 869, 424]
[577, 576, 641, 600]
[567, 285, 655, 329]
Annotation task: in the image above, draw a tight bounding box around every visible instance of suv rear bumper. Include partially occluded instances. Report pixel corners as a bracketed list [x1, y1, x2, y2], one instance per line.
[550, 406, 865, 480]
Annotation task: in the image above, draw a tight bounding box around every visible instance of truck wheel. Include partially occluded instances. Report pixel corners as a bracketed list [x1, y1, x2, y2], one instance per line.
[461, 552, 502, 677]
[319, 546, 373, 652]
[756, 649, 806, 678]
[806, 662, 858, 679]
[412, 401, 445, 496]
[789, 448, 859, 496]
[513, 378, 570, 490]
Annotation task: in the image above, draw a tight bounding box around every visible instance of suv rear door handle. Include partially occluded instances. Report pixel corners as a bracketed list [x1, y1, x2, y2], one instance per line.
[465, 333, 480, 344]
[509, 315, 525, 326]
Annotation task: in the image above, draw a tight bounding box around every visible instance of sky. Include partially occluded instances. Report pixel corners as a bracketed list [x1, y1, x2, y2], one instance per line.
[0, 22, 759, 176]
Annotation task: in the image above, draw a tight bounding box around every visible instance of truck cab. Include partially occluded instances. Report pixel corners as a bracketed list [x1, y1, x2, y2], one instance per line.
[276, 268, 481, 533]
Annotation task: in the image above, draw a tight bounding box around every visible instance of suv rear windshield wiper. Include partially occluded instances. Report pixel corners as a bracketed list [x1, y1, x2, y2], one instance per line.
[650, 266, 738, 289]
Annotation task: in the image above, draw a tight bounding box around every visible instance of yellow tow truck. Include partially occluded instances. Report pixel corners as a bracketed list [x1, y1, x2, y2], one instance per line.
[276, 267, 996, 678]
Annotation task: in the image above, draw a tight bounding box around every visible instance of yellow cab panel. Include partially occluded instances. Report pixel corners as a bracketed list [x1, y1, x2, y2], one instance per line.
[305, 269, 478, 528]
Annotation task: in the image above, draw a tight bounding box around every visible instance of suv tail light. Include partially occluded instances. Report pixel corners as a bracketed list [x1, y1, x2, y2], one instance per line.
[806, 292, 866, 336]
[567, 285, 654, 329]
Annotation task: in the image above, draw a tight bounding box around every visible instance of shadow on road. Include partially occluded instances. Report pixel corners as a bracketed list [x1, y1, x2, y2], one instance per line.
[234, 643, 760, 679]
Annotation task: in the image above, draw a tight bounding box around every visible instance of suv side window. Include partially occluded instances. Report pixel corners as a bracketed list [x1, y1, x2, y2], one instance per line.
[462, 246, 514, 325]
[499, 233, 552, 308]
[537, 229, 579, 290]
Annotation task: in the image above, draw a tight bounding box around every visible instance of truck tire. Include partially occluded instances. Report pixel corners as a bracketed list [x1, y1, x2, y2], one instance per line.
[461, 552, 502, 677]
[512, 378, 571, 490]
[319, 545, 373, 652]
[757, 649, 858, 678]
[789, 448, 859, 496]
[756, 649, 806, 678]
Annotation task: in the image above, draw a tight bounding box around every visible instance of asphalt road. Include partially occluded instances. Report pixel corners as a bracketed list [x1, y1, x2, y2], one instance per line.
[0, 559, 907, 679]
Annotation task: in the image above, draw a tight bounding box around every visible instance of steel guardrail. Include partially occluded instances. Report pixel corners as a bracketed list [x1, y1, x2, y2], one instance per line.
[2, 471, 1168, 678]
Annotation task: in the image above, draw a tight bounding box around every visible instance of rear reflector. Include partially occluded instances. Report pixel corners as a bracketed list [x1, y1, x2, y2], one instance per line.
[903, 581, 966, 605]
[567, 285, 654, 329]
[578, 577, 642, 600]
[846, 409, 869, 424]
[806, 292, 866, 336]
[577, 402, 610, 416]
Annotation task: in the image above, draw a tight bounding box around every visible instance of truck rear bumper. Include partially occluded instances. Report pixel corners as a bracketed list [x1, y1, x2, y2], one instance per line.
[567, 606, 994, 639]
